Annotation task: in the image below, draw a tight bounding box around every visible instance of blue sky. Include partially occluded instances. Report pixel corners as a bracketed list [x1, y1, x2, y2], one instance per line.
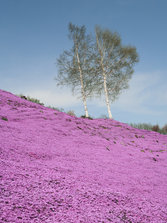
[0, 0, 167, 127]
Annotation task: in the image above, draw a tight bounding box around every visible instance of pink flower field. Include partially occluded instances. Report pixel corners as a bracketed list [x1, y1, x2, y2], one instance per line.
[0, 89, 167, 223]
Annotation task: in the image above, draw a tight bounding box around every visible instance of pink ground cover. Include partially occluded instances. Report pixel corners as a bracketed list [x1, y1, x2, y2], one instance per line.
[0, 89, 167, 223]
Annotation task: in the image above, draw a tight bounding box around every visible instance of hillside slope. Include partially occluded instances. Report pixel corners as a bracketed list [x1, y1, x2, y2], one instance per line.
[0, 89, 167, 223]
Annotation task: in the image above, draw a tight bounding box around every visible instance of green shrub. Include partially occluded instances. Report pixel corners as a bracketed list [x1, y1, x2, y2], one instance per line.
[162, 124, 167, 132]
[129, 123, 153, 131]
[1, 116, 8, 121]
[20, 95, 27, 100]
[152, 124, 160, 132]
[18, 94, 44, 105]
[81, 115, 93, 120]
[161, 124, 167, 134]
[26, 96, 44, 105]
[129, 123, 167, 135]
[67, 110, 76, 116]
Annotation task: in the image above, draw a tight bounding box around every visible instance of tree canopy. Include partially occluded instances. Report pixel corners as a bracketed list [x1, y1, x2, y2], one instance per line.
[55, 24, 139, 118]
[92, 26, 139, 118]
[55, 23, 94, 117]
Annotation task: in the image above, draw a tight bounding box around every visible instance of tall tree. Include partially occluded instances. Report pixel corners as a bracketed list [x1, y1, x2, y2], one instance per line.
[93, 26, 139, 119]
[55, 23, 93, 117]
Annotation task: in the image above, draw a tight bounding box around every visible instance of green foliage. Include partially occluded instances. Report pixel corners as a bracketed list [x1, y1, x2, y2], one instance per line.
[20, 95, 27, 100]
[80, 115, 93, 120]
[56, 23, 139, 119]
[162, 124, 167, 134]
[93, 26, 139, 102]
[67, 110, 76, 116]
[26, 96, 44, 106]
[56, 23, 93, 117]
[47, 105, 64, 112]
[129, 123, 167, 135]
[129, 123, 153, 130]
[1, 116, 8, 121]
[18, 94, 44, 106]
[151, 125, 160, 132]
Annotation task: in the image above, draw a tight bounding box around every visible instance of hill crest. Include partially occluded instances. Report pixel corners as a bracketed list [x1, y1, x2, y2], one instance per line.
[0, 89, 167, 222]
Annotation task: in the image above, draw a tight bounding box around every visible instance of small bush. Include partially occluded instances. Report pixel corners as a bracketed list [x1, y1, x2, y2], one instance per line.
[162, 124, 167, 134]
[152, 125, 160, 132]
[26, 96, 44, 106]
[81, 115, 93, 120]
[18, 94, 44, 105]
[20, 95, 27, 100]
[129, 123, 153, 131]
[67, 110, 76, 116]
[129, 122, 167, 135]
[1, 116, 8, 121]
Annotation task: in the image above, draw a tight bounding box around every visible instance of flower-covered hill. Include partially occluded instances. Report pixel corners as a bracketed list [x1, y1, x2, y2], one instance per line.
[0, 89, 167, 223]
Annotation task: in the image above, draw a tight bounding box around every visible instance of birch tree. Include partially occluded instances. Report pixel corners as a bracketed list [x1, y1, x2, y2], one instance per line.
[93, 26, 139, 119]
[55, 23, 93, 117]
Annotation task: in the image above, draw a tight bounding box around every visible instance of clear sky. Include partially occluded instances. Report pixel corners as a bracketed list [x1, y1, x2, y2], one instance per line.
[0, 0, 167, 127]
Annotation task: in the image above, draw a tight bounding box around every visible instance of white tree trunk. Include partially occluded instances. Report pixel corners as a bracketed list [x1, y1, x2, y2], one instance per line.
[76, 51, 89, 117]
[103, 72, 112, 119]
[95, 31, 112, 119]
